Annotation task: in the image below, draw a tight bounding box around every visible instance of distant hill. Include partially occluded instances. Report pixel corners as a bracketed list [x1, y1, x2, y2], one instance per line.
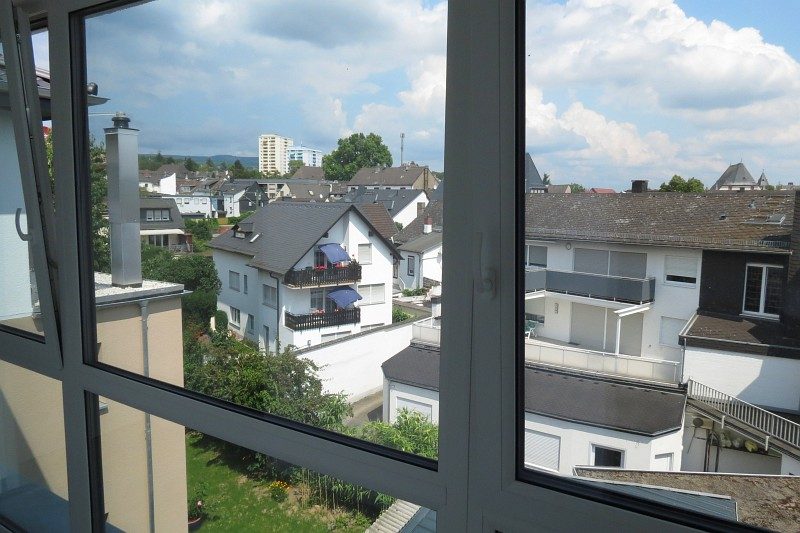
[140, 154, 259, 169]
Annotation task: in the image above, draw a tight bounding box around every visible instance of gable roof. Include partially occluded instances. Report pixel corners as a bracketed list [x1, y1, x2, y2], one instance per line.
[394, 200, 443, 244]
[525, 191, 795, 253]
[547, 184, 571, 194]
[349, 165, 436, 188]
[209, 202, 400, 274]
[588, 187, 616, 194]
[218, 179, 260, 195]
[139, 197, 185, 231]
[525, 153, 545, 191]
[340, 187, 426, 218]
[712, 163, 757, 189]
[354, 203, 398, 240]
[398, 231, 442, 253]
[758, 171, 770, 187]
[290, 165, 326, 180]
[382, 346, 686, 436]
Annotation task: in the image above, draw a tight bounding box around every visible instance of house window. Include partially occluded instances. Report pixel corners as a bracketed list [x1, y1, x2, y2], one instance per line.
[525, 245, 547, 268]
[408, 256, 416, 276]
[263, 285, 277, 308]
[743, 264, 784, 316]
[314, 249, 327, 268]
[659, 317, 687, 347]
[311, 289, 335, 313]
[243, 274, 248, 294]
[263, 325, 270, 350]
[524, 430, 560, 472]
[359, 284, 385, 305]
[592, 445, 624, 468]
[358, 243, 372, 264]
[229, 271, 240, 291]
[393, 262, 399, 279]
[246, 314, 255, 334]
[161, 209, 171, 220]
[665, 256, 697, 285]
[230, 307, 241, 328]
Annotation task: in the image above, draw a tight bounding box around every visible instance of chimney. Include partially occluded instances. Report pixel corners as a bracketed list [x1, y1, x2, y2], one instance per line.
[784, 190, 800, 336]
[423, 216, 433, 234]
[631, 179, 648, 193]
[105, 112, 142, 287]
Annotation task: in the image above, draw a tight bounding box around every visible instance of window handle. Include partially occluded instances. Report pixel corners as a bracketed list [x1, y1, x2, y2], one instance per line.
[474, 231, 496, 298]
[15, 207, 31, 242]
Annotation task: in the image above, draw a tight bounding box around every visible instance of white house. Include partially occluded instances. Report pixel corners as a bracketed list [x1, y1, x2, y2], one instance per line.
[164, 192, 215, 219]
[219, 180, 261, 218]
[348, 165, 439, 192]
[397, 230, 442, 290]
[210, 202, 400, 350]
[382, 339, 686, 475]
[340, 187, 428, 229]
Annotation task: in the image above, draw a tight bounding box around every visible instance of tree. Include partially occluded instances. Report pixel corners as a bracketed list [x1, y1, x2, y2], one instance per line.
[322, 133, 392, 181]
[542, 172, 551, 186]
[185, 157, 198, 172]
[203, 157, 216, 171]
[89, 137, 111, 272]
[659, 174, 705, 193]
[141, 246, 221, 293]
[286, 159, 303, 177]
[185, 218, 219, 243]
[568, 183, 585, 193]
[154, 151, 165, 164]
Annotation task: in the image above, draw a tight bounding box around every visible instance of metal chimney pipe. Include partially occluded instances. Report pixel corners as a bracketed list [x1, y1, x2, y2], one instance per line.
[105, 113, 142, 287]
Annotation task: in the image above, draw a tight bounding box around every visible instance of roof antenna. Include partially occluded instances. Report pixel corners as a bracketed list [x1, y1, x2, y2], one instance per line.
[400, 132, 405, 166]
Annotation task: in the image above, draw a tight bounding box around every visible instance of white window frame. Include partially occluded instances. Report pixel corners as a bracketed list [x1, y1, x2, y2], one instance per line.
[663, 255, 698, 286]
[742, 263, 783, 318]
[246, 313, 255, 334]
[229, 270, 240, 291]
[358, 243, 372, 264]
[591, 444, 625, 468]
[230, 307, 241, 328]
[0, 1, 736, 530]
[359, 283, 385, 305]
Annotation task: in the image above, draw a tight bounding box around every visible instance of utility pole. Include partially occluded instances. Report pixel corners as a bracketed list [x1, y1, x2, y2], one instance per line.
[400, 132, 405, 166]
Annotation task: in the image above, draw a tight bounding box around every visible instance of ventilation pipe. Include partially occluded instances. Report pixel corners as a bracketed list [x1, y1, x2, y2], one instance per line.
[106, 112, 142, 287]
[423, 216, 433, 234]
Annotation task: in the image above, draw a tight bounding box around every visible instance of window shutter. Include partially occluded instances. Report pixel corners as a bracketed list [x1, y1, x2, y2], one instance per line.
[665, 256, 697, 281]
[524, 429, 560, 472]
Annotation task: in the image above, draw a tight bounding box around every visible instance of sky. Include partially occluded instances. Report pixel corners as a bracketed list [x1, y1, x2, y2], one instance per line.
[35, 0, 800, 190]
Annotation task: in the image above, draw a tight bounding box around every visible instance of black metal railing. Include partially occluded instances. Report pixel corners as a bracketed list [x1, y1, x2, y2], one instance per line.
[525, 268, 656, 304]
[284, 308, 361, 331]
[284, 263, 362, 288]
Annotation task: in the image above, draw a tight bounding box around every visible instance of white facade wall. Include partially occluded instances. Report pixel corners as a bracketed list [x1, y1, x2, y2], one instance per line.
[681, 417, 781, 474]
[259, 134, 293, 174]
[781, 455, 800, 475]
[398, 251, 421, 290]
[0, 112, 33, 320]
[223, 190, 248, 218]
[287, 146, 323, 167]
[393, 194, 428, 228]
[397, 243, 442, 290]
[296, 323, 413, 401]
[524, 412, 684, 476]
[159, 173, 176, 195]
[213, 249, 261, 343]
[525, 240, 702, 363]
[683, 346, 800, 412]
[385, 381, 441, 425]
[421, 245, 443, 285]
[170, 194, 214, 218]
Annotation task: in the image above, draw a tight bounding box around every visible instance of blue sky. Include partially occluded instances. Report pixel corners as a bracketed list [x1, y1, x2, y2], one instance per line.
[67, 0, 800, 189]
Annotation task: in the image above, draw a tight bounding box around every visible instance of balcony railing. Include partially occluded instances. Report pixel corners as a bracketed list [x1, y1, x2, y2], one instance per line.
[525, 267, 656, 304]
[285, 307, 361, 331]
[284, 263, 362, 288]
[168, 243, 193, 253]
[525, 339, 681, 383]
[412, 317, 441, 345]
[687, 380, 800, 451]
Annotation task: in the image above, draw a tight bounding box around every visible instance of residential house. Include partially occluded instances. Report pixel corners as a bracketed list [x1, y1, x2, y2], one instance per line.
[382, 332, 687, 475]
[140, 197, 192, 252]
[348, 164, 439, 192]
[393, 199, 444, 290]
[589, 187, 616, 194]
[524, 153, 547, 193]
[757, 171, 770, 189]
[210, 202, 400, 350]
[287, 145, 323, 167]
[397, 228, 442, 290]
[710, 163, 762, 191]
[340, 187, 429, 228]
[546, 184, 572, 194]
[290, 165, 326, 180]
[219, 179, 262, 218]
[163, 191, 216, 219]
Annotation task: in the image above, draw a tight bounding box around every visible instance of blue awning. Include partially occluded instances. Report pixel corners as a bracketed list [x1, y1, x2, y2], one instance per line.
[326, 287, 362, 308]
[319, 243, 350, 264]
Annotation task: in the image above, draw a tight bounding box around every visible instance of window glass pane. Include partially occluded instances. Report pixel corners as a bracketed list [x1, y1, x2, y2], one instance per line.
[83, 0, 446, 460]
[97, 401, 435, 532]
[522, 1, 797, 528]
[0, 34, 50, 339]
[0, 361, 68, 530]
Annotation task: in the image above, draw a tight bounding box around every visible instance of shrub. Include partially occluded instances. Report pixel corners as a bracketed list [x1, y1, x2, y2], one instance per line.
[401, 287, 428, 297]
[187, 482, 209, 520]
[183, 290, 218, 328]
[214, 310, 228, 332]
[392, 307, 413, 323]
[268, 480, 289, 502]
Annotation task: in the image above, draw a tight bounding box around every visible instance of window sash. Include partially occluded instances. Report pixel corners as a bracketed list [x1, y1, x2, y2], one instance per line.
[358, 243, 372, 264]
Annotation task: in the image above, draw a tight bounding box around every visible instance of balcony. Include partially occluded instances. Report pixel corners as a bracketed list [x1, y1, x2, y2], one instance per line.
[284, 307, 361, 331]
[284, 263, 362, 288]
[525, 336, 681, 384]
[412, 316, 441, 346]
[525, 267, 655, 304]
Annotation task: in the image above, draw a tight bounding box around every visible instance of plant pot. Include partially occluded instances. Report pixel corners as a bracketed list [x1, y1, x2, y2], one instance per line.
[188, 516, 204, 531]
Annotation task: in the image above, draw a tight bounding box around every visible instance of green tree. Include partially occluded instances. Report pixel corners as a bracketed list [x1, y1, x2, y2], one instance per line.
[568, 183, 586, 193]
[542, 172, 551, 186]
[659, 174, 705, 193]
[89, 137, 111, 272]
[287, 159, 303, 176]
[322, 133, 392, 181]
[154, 151, 165, 164]
[185, 218, 219, 243]
[141, 246, 221, 293]
[185, 157, 198, 172]
[203, 157, 216, 171]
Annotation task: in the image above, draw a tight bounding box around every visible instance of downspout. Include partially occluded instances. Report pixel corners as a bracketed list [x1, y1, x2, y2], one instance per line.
[139, 300, 156, 533]
[270, 272, 281, 352]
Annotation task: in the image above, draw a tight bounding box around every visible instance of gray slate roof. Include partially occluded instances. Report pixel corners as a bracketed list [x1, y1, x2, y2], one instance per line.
[349, 165, 436, 188]
[139, 197, 185, 231]
[383, 347, 686, 436]
[398, 231, 442, 253]
[340, 187, 427, 218]
[711, 163, 757, 190]
[394, 200, 443, 244]
[209, 202, 400, 274]
[290, 165, 326, 180]
[526, 191, 795, 253]
[219, 179, 260, 195]
[525, 153, 545, 191]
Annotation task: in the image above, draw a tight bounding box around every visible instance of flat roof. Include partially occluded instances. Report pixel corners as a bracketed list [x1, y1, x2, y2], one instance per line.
[94, 272, 184, 306]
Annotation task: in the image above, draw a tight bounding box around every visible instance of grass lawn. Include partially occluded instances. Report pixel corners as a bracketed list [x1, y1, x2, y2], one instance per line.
[186, 432, 371, 532]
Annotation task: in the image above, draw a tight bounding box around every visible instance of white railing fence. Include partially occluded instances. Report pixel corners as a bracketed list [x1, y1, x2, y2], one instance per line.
[524, 341, 681, 383]
[412, 317, 440, 346]
[687, 380, 800, 450]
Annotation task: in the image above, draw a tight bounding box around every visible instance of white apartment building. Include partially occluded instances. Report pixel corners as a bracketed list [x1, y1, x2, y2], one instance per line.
[287, 145, 323, 167]
[258, 133, 293, 175]
[211, 202, 400, 350]
[164, 192, 215, 218]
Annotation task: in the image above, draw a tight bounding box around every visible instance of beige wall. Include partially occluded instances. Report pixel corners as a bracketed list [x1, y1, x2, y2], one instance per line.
[0, 294, 187, 531]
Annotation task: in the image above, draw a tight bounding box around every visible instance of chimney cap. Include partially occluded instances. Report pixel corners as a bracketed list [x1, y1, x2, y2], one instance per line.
[111, 112, 131, 129]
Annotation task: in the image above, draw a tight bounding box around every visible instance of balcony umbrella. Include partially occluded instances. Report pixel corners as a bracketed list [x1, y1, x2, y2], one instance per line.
[318, 243, 350, 263]
[326, 287, 362, 308]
